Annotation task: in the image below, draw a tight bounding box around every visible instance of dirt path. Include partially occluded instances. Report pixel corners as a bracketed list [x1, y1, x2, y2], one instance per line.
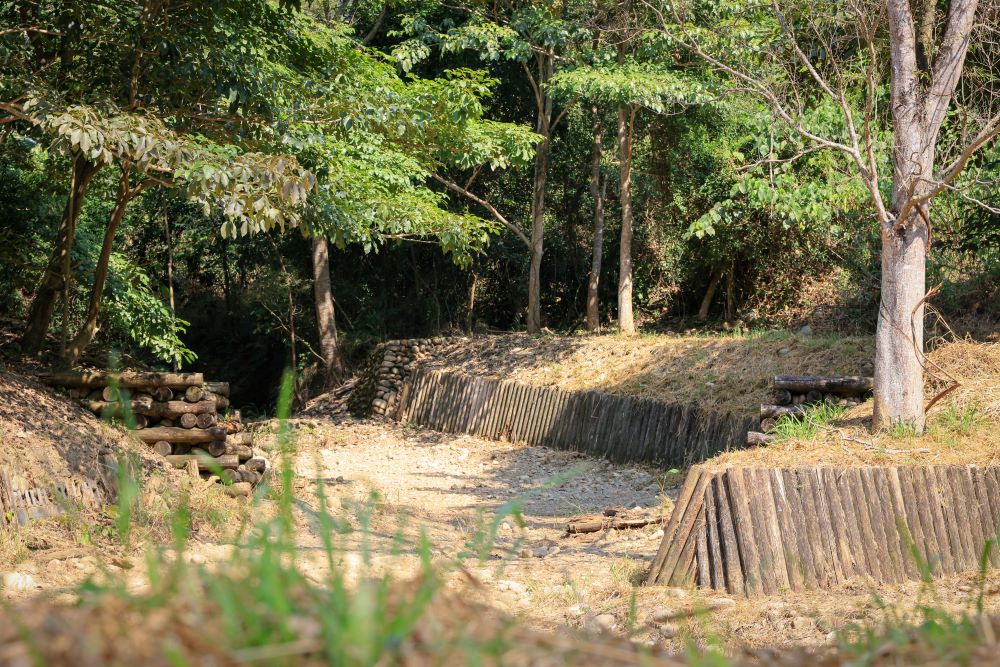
[286, 420, 671, 612]
[280, 419, 1000, 651]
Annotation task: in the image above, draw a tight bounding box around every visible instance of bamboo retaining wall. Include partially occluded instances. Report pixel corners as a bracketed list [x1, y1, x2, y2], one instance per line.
[0, 467, 105, 526]
[648, 465, 1000, 595]
[396, 370, 757, 466]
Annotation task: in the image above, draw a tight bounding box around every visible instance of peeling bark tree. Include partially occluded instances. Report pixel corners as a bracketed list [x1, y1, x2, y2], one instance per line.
[664, 0, 1000, 432]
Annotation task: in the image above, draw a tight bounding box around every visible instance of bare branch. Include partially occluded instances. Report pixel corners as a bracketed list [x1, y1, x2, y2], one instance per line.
[431, 173, 531, 248]
[900, 110, 1000, 220]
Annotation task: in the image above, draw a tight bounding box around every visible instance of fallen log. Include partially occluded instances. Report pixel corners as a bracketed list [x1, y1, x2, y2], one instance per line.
[80, 397, 154, 417]
[151, 387, 173, 402]
[772, 375, 873, 394]
[760, 404, 807, 420]
[40, 371, 204, 389]
[179, 413, 199, 429]
[141, 399, 216, 418]
[206, 440, 227, 457]
[220, 419, 243, 434]
[774, 389, 792, 406]
[196, 413, 217, 429]
[135, 426, 226, 444]
[567, 515, 660, 534]
[746, 431, 775, 446]
[204, 381, 230, 397]
[226, 432, 254, 447]
[152, 441, 173, 457]
[206, 392, 229, 411]
[164, 453, 238, 470]
[184, 386, 205, 402]
[246, 457, 268, 474]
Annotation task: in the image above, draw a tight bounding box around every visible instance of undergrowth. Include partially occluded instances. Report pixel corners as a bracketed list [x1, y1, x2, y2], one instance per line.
[770, 402, 848, 440]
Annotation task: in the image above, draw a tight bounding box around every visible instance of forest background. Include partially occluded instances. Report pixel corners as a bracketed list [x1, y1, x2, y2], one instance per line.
[1, 0, 997, 412]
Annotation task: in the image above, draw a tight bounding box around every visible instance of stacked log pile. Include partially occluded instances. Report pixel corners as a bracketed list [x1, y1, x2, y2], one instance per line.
[40, 371, 266, 488]
[747, 375, 873, 445]
[346, 337, 455, 418]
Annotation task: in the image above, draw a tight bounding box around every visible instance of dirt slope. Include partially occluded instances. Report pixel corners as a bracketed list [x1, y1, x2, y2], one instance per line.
[420, 332, 873, 415]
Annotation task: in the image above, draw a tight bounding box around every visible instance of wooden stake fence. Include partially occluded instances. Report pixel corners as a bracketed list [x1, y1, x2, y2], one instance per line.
[396, 370, 756, 466]
[647, 464, 1000, 595]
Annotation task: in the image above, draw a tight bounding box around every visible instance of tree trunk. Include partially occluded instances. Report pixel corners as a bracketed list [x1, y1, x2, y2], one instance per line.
[725, 263, 735, 321]
[617, 104, 635, 335]
[466, 272, 478, 334]
[64, 169, 133, 365]
[586, 105, 605, 332]
[873, 220, 928, 432]
[311, 235, 344, 387]
[164, 204, 178, 371]
[697, 270, 722, 321]
[526, 52, 555, 336]
[527, 137, 549, 335]
[21, 156, 99, 354]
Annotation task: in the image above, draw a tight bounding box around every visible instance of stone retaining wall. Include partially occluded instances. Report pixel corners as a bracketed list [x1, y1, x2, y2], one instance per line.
[347, 337, 459, 417]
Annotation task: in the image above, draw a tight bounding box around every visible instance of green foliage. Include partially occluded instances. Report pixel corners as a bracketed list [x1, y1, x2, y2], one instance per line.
[104, 254, 197, 368]
[771, 401, 847, 440]
[548, 61, 711, 111]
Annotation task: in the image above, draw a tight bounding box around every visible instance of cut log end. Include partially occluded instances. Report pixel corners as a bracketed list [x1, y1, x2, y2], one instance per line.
[184, 386, 205, 403]
[746, 431, 775, 446]
[196, 413, 217, 429]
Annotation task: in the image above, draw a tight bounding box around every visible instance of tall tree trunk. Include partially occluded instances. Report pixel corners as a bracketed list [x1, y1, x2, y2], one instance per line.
[697, 270, 722, 321]
[64, 168, 133, 365]
[586, 105, 605, 332]
[875, 0, 959, 433]
[526, 52, 556, 335]
[311, 235, 344, 387]
[617, 104, 635, 335]
[21, 156, 99, 354]
[164, 205, 178, 371]
[466, 272, 478, 334]
[527, 132, 549, 335]
[874, 116, 932, 432]
[874, 219, 928, 432]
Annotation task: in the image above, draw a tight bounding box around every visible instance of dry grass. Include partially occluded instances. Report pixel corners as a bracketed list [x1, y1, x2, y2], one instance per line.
[710, 340, 1000, 468]
[426, 331, 873, 415]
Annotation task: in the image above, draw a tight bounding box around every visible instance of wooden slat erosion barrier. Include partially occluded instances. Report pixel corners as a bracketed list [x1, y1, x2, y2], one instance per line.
[647, 464, 1000, 595]
[396, 370, 756, 466]
[0, 469, 105, 526]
